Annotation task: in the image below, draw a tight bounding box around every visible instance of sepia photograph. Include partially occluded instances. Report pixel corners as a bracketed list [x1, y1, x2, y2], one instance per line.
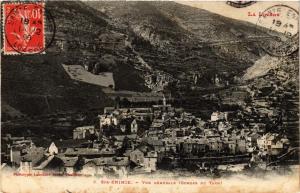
[1, 1, 299, 193]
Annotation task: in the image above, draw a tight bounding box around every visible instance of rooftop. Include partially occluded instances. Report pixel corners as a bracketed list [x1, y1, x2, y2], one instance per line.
[84, 157, 129, 166]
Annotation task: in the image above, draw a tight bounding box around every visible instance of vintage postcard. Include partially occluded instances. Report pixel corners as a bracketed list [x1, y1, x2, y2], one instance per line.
[1, 1, 299, 193]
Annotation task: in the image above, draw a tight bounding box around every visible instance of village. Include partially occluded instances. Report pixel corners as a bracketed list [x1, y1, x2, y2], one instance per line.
[2, 95, 294, 177]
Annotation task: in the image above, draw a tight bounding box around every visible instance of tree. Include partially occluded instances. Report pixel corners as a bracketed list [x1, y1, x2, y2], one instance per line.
[121, 98, 130, 107]
[114, 96, 120, 109]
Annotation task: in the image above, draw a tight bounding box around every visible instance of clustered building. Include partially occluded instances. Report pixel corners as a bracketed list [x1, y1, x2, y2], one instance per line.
[2, 96, 290, 176]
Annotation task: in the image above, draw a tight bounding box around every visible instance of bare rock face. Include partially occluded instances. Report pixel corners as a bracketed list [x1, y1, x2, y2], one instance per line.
[3, 1, 298, 117]
[132, 25, 170, 49]
[243, 55, 280, 81]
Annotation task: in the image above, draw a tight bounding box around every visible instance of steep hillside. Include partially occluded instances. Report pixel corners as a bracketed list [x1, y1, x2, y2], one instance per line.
[86, 1, 265, 88]
[1, 1, 115, 118]
[243, 51, 299, 145]
[242, 55, 281, 80]
[2, 1, 296, 118]
[46, 1, 148, 91]
[1, 54, 113, 118]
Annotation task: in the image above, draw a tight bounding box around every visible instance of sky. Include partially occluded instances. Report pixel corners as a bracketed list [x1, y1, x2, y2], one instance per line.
[177, 1, 299, 35]
[177, 2, 298, 23]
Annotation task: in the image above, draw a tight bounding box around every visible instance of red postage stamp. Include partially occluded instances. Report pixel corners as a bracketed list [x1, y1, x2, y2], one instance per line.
[3, 2, 45, 54]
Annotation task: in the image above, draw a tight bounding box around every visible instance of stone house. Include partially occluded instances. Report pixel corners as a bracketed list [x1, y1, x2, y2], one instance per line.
[226, 140, 237, 154]
[163, 138, 177, 152]
[73, 126, 96, 140]
[145, 139, 165, 153]
[149, 119, 165, 131]
[178, 138, 207, 155]
[237, 139, 247, 153]
[119, 118, 139, 134]
[143, 151, 158, 172]
[60, 157, 79, 174]
[99, 114, 118, 129]
[20, 153, 65, 174]
[211, 111, 228, 122]
[18, 146, 45, 173]
[80, 160, 97, 175]
[80, 157, 129, 177]
[129, 149, 144, 165]
[131, 119, 138, 133]
[246, 133, 261, 152]
[207, 138, 223, 153]
[47, 142, 58, 155]
[129, 148, 158, 172]
[257, 133, 290, 155]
